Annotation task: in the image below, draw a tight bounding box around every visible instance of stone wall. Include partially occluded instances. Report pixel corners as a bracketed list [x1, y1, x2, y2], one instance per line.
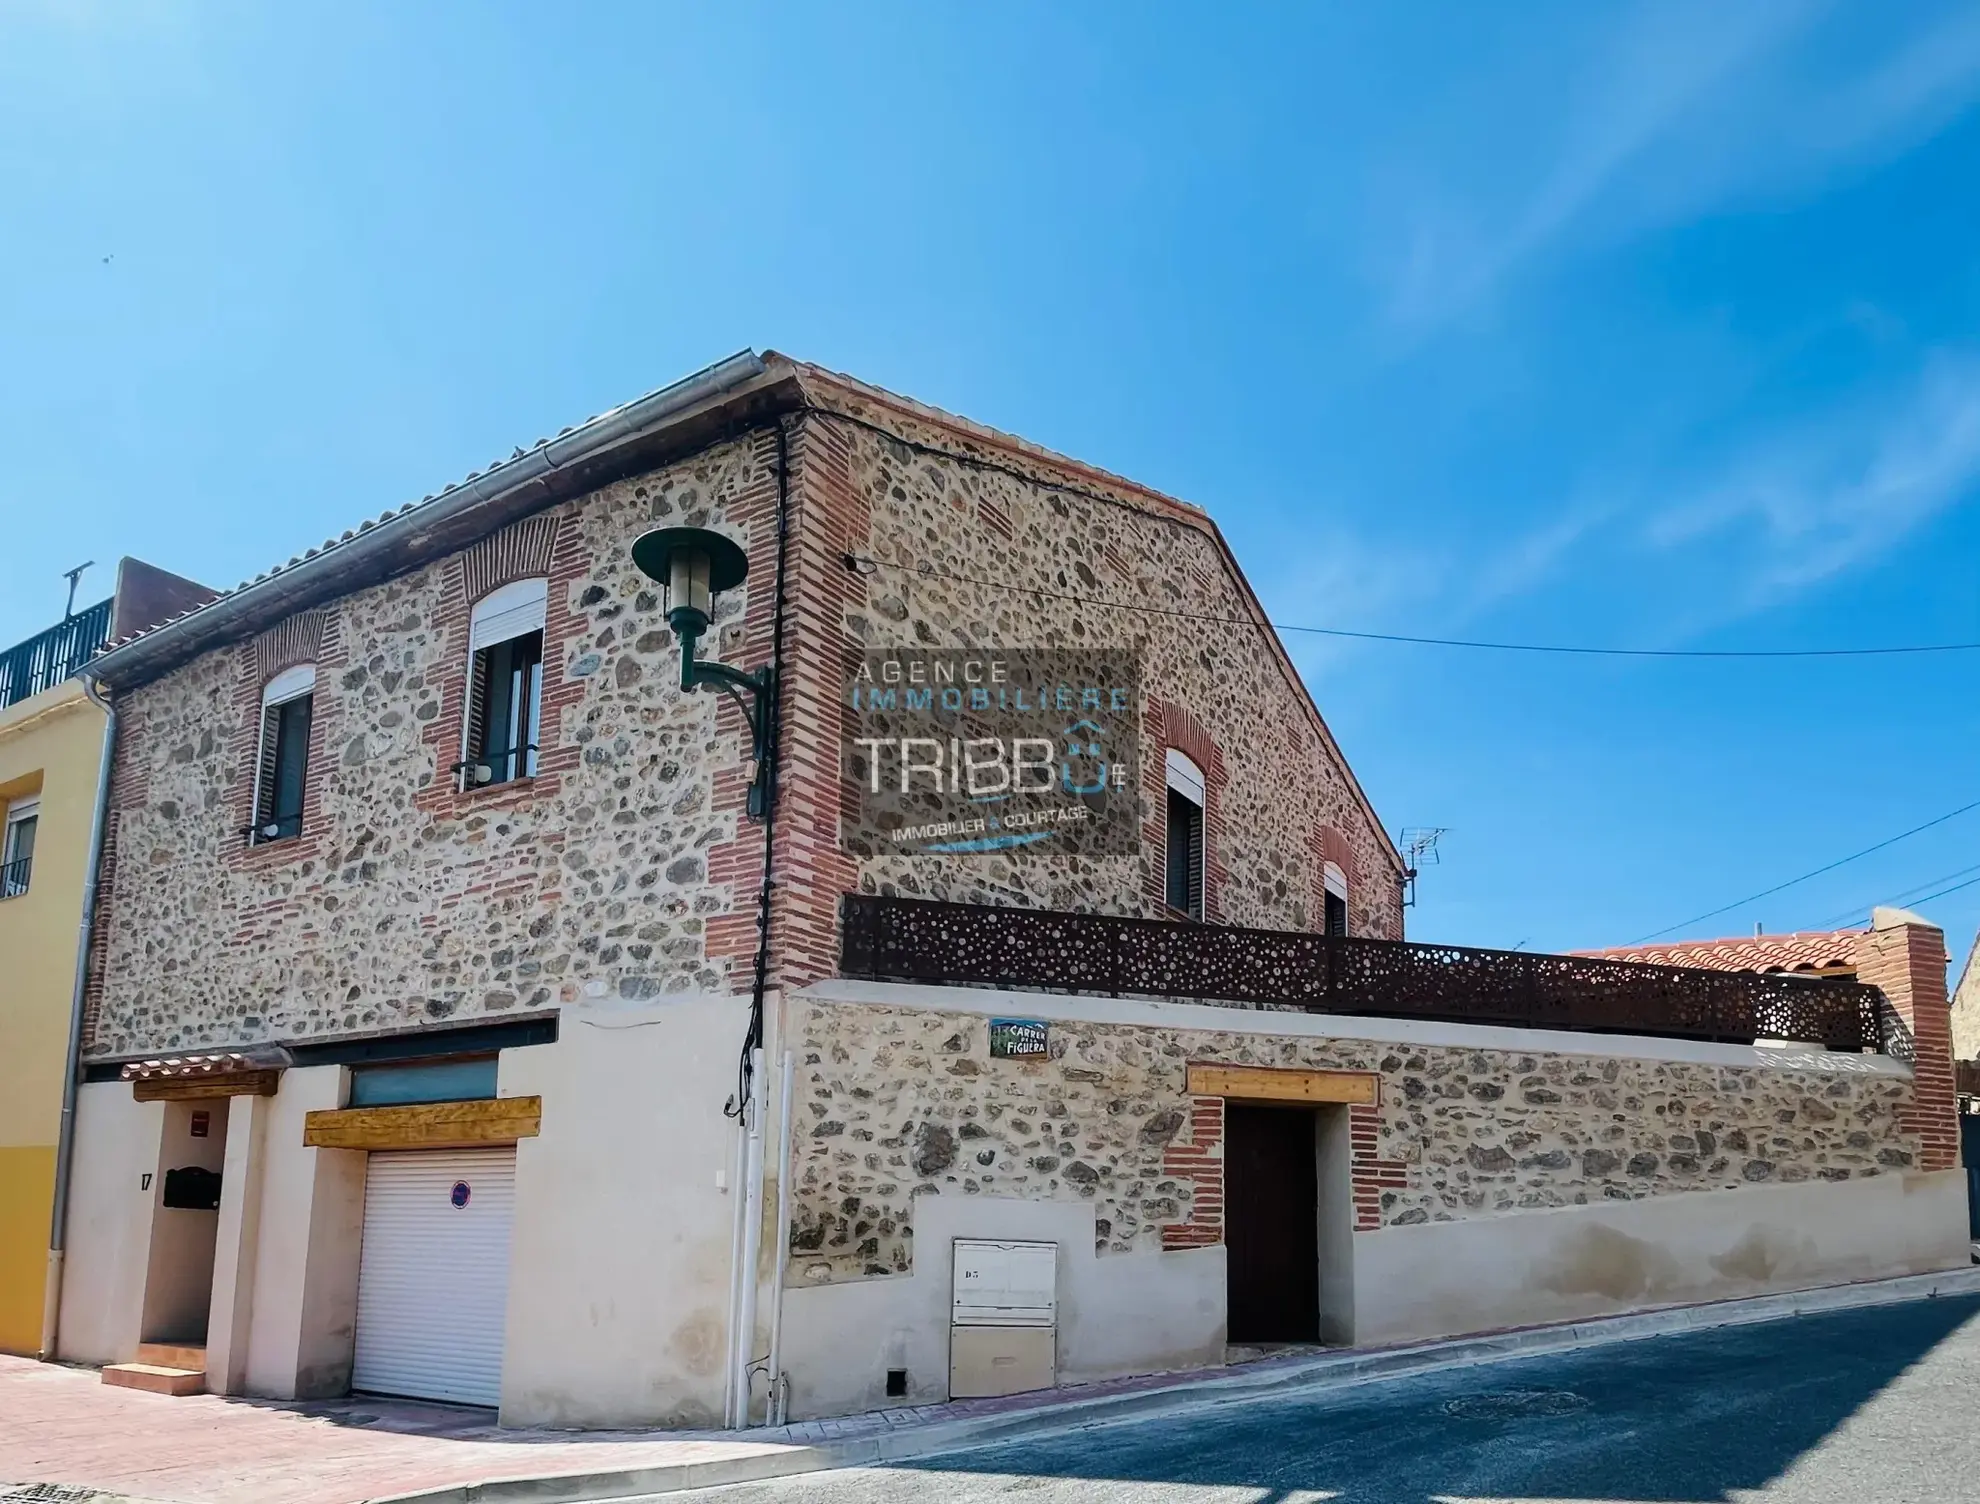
[86, 434, 777, 1058]
[783, 996, 1922, 1286]
[89, 382, 1409, 1058]
[812, 388, 1404, 941]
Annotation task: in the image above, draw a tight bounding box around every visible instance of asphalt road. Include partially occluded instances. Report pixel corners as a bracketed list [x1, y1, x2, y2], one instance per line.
[685, 1292, 1980, 1503]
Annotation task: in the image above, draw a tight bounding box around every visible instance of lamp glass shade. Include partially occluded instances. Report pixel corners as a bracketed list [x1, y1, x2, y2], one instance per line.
[668, 548, 713, 621]
[630, 527, 751, 618]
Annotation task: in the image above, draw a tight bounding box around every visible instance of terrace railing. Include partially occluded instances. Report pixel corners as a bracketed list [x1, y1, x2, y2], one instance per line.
[839, 894, 1896, 1054]
[0, 599, 112, 711]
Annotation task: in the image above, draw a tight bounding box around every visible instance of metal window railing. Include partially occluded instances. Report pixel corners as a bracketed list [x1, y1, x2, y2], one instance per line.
[838, 893, 1895, 1054]
[0, 599, 113, 710]
[0, 854, 30, 899]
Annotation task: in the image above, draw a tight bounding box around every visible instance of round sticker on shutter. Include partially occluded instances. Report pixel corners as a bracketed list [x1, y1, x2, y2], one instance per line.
[451, 1181, 471, 1209]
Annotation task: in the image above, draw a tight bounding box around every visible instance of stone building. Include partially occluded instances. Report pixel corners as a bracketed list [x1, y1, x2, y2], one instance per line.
[53, 351, 1965, 1427]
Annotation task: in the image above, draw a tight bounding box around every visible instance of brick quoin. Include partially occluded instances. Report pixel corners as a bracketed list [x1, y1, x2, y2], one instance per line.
[1161, 1094, 1225, 1249]
[697, 427, 786, 984]
[1856, 917, 1959, 1174]
[753, 412, 865, 995]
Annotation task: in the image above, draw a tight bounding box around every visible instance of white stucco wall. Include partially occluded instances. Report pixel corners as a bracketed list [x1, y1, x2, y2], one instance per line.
[779, 1193, 1225, 1421]
[497, 994, 755, 1429]
[1352, 1167, 1972, 1345]
[207, 1091, 271, 1394]
[138, 1098, 231, 1344]
[241, 1063, 366, 1399]
[56, 1084, 165, 1364]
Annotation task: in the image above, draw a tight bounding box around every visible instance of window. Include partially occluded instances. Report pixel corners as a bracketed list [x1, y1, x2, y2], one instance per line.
[461, 579, 546, 789]
[1164, 748, 1205, 920]
[251, 664, 315, 844]
[1322, 861, 1349, 937]
[2, 796, 38, 898]
[348, 1055, 498, 1107]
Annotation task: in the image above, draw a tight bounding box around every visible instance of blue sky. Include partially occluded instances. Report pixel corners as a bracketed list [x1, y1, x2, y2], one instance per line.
[4, 1, 1978, 959]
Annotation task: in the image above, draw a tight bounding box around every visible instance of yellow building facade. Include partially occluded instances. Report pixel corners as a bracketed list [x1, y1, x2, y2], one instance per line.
[0, 677, 105, 1353]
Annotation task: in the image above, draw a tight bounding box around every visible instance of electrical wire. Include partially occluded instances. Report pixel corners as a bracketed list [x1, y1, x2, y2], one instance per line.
[1633, 798, 1980, 943]
[1908, 871, 1980, 909]
[1803, 860, 1980, 931]
[844, 554, 1980, 660]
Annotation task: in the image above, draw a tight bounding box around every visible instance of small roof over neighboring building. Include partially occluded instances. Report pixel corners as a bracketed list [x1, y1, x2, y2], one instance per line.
[1572, 929, 1863, 977]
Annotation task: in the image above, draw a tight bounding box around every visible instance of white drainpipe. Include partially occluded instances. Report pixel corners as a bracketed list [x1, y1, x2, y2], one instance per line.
[730, 1047, 768, 1427]
[721, 1094, 749, 1428]
[764, 1049, 797, 1425]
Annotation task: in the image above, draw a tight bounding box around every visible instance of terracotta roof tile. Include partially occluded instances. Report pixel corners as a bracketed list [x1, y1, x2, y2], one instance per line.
[1572, 930, 1864, 975]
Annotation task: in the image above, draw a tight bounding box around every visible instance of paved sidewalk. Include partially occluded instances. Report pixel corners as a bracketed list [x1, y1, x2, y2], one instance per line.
[0, 1354, 1278, 1504]
[8, 1265, 1980, 1504]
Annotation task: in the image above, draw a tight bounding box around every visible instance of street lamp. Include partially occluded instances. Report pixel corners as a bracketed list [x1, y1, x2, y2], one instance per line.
[631, 526, 774, 817]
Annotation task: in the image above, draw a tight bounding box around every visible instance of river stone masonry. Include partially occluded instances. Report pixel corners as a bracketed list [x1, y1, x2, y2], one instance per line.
[823, 397, 1403, 941]
[784, 997, 1920, 1285]
[86, 436, 772, 1058]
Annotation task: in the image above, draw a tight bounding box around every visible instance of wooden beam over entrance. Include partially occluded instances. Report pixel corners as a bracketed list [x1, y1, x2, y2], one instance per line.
[302, 1095, 543, 1151]
[1186, 1063, 1378, 1106]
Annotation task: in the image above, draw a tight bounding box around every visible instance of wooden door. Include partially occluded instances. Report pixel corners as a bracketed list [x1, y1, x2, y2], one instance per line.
[1224, 1103, 1320, 1343]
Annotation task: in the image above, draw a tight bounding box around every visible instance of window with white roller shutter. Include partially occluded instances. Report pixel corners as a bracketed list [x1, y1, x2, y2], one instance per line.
[457, 579, 546, 790]
[351, 1147, 516, 1407]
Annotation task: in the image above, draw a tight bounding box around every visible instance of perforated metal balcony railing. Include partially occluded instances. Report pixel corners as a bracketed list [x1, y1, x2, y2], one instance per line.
[838, 893, 1901, 1054]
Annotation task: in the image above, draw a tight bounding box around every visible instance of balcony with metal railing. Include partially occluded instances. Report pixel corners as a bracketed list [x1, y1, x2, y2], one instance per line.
[838, 893, 1906, 1055]
[0, 599, 112, 711]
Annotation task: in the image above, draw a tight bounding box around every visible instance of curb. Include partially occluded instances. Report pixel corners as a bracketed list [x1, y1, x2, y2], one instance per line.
[373, 1264, 1980, 1503]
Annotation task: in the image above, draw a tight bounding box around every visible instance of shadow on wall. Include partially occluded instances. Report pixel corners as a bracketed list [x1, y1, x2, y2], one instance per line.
[895, 1294, 1980, 1502]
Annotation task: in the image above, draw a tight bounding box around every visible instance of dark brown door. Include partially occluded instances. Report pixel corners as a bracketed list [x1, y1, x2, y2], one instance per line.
[1224, 1104, 1319, 1343]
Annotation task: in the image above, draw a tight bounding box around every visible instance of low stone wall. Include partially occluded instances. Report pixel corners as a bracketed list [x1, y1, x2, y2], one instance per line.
[784, 983, 1923, 1288]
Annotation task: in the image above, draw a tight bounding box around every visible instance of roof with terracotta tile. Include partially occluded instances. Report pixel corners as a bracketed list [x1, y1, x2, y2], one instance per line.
[1572, 930, 1864, 975]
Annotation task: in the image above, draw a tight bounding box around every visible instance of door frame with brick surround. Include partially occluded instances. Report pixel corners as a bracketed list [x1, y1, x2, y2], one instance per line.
[1164, 1064, 1374, 1345]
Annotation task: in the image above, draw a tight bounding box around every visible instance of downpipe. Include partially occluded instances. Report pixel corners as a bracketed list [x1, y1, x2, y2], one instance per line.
[40, 674, 116, 1360]
[729, 1048, 768, 1428]
[763, 1048, 797, 1425]
[721, 1097, 749, 1427]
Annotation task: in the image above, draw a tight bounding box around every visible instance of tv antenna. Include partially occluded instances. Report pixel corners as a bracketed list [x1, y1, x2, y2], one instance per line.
[1398, 826, 1447, 909]
[62, 561, 95, 620]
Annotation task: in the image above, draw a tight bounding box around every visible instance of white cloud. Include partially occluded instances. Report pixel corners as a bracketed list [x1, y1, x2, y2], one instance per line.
[1647, 351, 1980, 598]
[1381, 2, 1980, 331]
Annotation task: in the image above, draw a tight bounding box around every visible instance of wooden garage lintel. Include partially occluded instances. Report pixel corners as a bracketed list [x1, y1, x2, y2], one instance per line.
[302, 1096, 543, 1151]
[1186, 1063, 1378, 1106]
[132, 1070, 282, 1103]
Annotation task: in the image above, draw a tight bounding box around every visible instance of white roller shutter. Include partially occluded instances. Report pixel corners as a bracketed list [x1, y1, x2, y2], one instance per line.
[470, 578, 548, 651]
[352, 1147, 516, 1407]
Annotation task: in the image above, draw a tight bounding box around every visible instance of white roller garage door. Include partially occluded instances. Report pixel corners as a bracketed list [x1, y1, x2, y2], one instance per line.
[352, 1147, 516, 1407]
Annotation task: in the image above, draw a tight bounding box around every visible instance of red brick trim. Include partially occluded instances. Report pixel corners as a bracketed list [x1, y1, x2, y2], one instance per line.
[1161, 1073, 1409, 1246]
[1142, 699, 1227, 921]
[225, 612, 344, 872]
[254, 610, 326, 681]
[1856, 922, 1958, 1173]
[1349, 1102, 1408, 1230]
[1162, 1094, 1224, 1249]
[462, 515, 560, 602]
[1308, 822, 1356, 932]
[410, 508, 586, 821]
[742, 414, 865, 992]
[701, 428, 789, 981]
